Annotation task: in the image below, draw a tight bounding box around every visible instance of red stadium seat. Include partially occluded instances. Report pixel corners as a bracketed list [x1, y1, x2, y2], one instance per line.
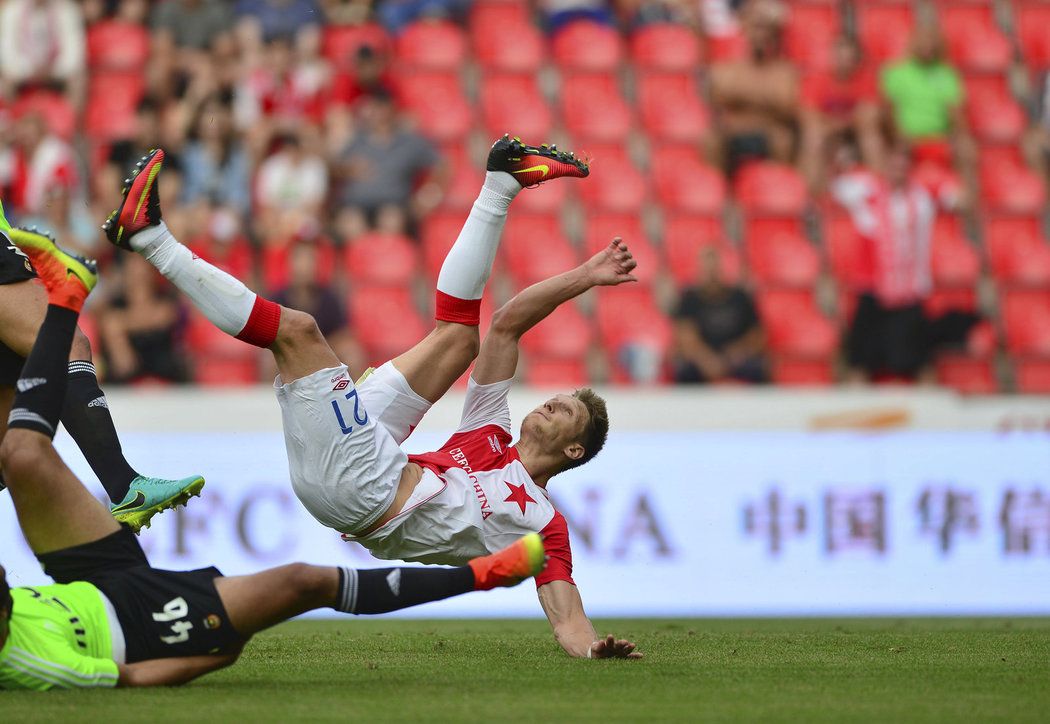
[824, 213, 871, 291]
[521, 303, 593, 358]
[503, 213, 579, 288]
[965, 76, 1026, 143]
[85, 71, 144, 142]
[12, 90, 76, 139]
[525, 356, 590, 387]
[930, 217, 980, 288]
[984, 217, 1050, 286]
[1001, 288, 1050, 355]
[594, 286, 671, 383]
[744, 221, 821, 288]
[650, 144, 724, 214]
[185, 312, 261, 386]
[322, 23, 391, 68]
[576, 147, 647, 212]
[941, 4, 1010, 73]
[784, 1, 840, 73]
[480, 74, 553, 141]
[586, 211, 644, 245]
[1014, 358, 1050, 394]
[772, 358, 835, 386]
[630, 24, 702, 72]
[638, 72, 710, 143]
[87, 20, 149, 70]
[924, 287, 978, 318]
[473, 11, 544, 72]
[439, 146, 484, 211]
[422, 210, 465, 279]
[348, 286, 428, 362]
[582, 220, 661, 286]
[260, 240, 336, 293]
[734, 162, 808, 216]
[663, 214, 738, 287]
[757, 289, 838, 357]
[936, 356, 999, 394]
[471, 0, 530, 31]
[344, 232, 419, 286]
[552, 21, 624, 72]
[980, 151, 1047, 215]
[396, 21, 467, 70]
[1015, 2, 1050, 69]
[400, 73, 472, 142]
[856, 3, 914, 64]
[561, 73, 633, 143]
[515, 177, 569, 213]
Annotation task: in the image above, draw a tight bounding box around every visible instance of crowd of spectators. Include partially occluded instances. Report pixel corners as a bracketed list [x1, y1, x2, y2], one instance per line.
[0, 0, 1043, 391]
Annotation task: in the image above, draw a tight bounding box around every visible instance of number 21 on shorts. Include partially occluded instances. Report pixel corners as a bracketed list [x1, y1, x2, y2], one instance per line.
[331, 389, 368, 435]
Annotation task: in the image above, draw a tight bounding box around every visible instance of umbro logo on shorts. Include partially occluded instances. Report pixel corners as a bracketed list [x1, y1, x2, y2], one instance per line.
[16, 377, 46, 393]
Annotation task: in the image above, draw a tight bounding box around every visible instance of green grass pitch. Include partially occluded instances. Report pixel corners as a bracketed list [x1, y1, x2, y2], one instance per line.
[5, 618, 1050, 722]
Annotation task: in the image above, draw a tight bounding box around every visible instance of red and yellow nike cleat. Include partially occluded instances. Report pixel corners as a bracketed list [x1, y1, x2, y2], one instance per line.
[468, 532, 547, 591]
[10, 227, 97, 311]
[101, 148, 165, 250]
[487, 134, 589, 187]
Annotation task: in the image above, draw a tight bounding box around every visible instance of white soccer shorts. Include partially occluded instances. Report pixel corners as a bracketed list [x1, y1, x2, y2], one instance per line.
[274, 362, 431, 534]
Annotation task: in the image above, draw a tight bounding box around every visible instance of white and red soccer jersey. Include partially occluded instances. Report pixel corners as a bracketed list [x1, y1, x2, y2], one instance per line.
[355, 378, 574, 587]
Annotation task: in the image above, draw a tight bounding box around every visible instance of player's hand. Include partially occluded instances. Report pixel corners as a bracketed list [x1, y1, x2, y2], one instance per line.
[590, 634, 643, 659]
[584, 237, 639, 286]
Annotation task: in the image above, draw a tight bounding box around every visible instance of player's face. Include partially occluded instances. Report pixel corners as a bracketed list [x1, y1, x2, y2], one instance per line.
[524, 394, 589, 452]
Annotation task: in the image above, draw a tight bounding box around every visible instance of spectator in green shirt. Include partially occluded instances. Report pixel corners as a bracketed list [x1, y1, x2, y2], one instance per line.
[880, 24, 975, 198]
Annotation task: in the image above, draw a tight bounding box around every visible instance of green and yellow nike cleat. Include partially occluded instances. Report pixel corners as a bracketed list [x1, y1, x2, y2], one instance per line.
[9, 227, 98, 309]
[111, 474, 206, 533]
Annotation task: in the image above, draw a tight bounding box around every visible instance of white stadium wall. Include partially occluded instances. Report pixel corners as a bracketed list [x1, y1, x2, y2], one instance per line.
[3, 386, 1050, 617]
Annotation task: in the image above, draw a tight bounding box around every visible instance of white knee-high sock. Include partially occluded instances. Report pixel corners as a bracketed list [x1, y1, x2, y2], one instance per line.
[131, 222, 281, 347]
[435, 171, 520, 324]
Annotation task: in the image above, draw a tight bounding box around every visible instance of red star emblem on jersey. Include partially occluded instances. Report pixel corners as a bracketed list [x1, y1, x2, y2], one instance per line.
[503, 481, 536, 515]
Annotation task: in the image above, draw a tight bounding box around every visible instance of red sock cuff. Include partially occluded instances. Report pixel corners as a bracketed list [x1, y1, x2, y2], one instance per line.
[435, 290, 481, 326]
[236, 295, 282, 347]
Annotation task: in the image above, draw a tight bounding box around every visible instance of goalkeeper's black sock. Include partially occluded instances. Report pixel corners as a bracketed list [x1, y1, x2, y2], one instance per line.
[335, 566, 476, 614]
[8, 305, 79, 439]
[61, 360, 140, 502]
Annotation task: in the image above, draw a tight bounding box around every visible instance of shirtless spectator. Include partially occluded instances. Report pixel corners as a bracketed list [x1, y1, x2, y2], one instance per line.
[708, 0, 799, 176]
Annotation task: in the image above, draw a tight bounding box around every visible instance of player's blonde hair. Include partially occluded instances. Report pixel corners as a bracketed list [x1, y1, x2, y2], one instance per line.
[562, 388, 609, 473]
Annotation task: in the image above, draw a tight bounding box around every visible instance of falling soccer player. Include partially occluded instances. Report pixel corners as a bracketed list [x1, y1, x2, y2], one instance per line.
[0, 203, 201, 531]
[0, 227, 546, 690]
[104, 136, 642, 660]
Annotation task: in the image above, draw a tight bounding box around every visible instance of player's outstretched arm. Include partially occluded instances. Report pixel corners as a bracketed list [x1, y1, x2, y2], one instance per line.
[473, 238, 637, 384]
[117, 651, 241, 687]
[537, 580, 642, 660]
